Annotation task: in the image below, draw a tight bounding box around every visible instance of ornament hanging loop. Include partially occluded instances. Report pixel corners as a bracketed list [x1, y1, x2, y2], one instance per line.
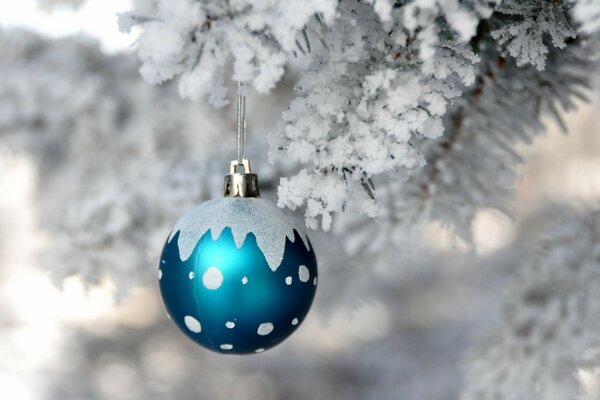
[224, 82, 260, 198]
[236, 81, 247, 166]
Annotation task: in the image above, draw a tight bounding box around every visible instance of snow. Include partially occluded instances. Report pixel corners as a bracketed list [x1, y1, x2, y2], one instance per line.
[492, 0, 576, 70]
[117, 12, 137, 34]
[117, 0, 593, 239]
[462, 207, 600, 400]
[169, 197, 310, 271]
[273, 1, 482, 229]
[123, 0, 337, 105]
[2, 11, 600, 398]
[137, 22, 186, 84]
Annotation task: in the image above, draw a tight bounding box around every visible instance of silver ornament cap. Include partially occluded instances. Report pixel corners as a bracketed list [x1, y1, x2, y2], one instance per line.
[224, 159, 260, 198]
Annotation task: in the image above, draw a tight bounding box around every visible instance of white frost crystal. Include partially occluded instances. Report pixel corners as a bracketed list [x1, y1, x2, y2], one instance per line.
[169, 197, 310, 271]
[121, 0, 337, 105]
[118, 0, 596, 242]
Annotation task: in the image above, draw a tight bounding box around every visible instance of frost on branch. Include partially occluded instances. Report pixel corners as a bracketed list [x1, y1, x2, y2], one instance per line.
[400, 0, 495, 59]
[491, 0, 576, 70]
[124, 0, 598, 238]
[461, 206, 600, 400]
[278, 0, 593, 238]
[274, 1, 482, 230]
[384, 25, 592, 241]
[120, 0, 337, 106]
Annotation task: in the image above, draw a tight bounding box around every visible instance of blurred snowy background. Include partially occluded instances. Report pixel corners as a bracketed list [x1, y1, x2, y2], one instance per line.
[1, 1, 600, 400]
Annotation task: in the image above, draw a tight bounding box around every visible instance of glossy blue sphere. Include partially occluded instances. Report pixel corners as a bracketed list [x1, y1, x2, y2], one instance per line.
[158, 198, 318, 355]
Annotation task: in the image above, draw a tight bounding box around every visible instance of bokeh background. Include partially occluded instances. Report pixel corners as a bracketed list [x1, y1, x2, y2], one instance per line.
[1, 1, 599, 399]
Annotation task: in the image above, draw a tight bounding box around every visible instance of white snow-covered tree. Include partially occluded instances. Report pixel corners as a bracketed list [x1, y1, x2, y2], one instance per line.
[462, 205, 600, 400]
[0, 29, 231, 295]
[121, 0, 598, 236]
[1, 0, 600, 399]
[0, 28, 487, 400]
[118, 1, 600, 398]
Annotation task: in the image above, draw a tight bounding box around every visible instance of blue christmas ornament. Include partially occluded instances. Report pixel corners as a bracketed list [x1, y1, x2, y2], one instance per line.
[158, 160, 318, 355]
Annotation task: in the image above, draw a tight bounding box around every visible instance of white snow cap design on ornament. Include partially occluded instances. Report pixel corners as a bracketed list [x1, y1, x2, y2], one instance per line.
[169, 197, 310, 271]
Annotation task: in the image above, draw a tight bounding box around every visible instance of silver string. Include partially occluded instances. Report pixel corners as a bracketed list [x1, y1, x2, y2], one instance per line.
[236, 82, 247, 165]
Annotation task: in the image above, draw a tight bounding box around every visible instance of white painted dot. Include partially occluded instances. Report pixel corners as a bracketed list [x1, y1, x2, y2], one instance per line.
[257, 322, 274, 336]
[220, 344, 233, 350]
[184, 316, 202, 333]
[313, 276, 317, 286]
[202, 266, 223, 290]
[242, 276, 248, 285]
[255, 348, 265, 353]
[225, 321, 235, 329]
[299, 265, 310, 282]
[291, 318, 299, 326]
[189, 271, 195, 279]
[161, 259, 165, 264]
[158, 269, 163, 280]
[285, 276, 292, 285]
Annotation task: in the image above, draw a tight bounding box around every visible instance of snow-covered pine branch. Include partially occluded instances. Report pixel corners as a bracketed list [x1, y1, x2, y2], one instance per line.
[375, 13, 592, 241]
[273, 1, 483, 231]
[277, 0, 593, 237]
[462, 205, 600, 400]
[119, 0, 337, 106]
[122, 0, 599, 237]
[0, 30, 234, 295]
[492, 0, 576, 71]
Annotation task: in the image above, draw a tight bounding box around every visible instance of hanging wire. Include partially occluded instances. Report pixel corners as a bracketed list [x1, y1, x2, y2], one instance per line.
[236, 81, 247, 165]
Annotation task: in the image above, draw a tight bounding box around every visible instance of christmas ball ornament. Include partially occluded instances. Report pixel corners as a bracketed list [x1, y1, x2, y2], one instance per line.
[158, 159, 318, 355]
